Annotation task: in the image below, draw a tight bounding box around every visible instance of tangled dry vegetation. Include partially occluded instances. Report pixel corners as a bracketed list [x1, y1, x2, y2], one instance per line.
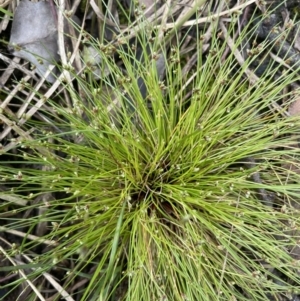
[2, 0, 300, 300]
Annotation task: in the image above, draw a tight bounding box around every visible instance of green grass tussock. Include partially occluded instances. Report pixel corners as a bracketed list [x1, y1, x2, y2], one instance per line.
[2, 8, 300, 301]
